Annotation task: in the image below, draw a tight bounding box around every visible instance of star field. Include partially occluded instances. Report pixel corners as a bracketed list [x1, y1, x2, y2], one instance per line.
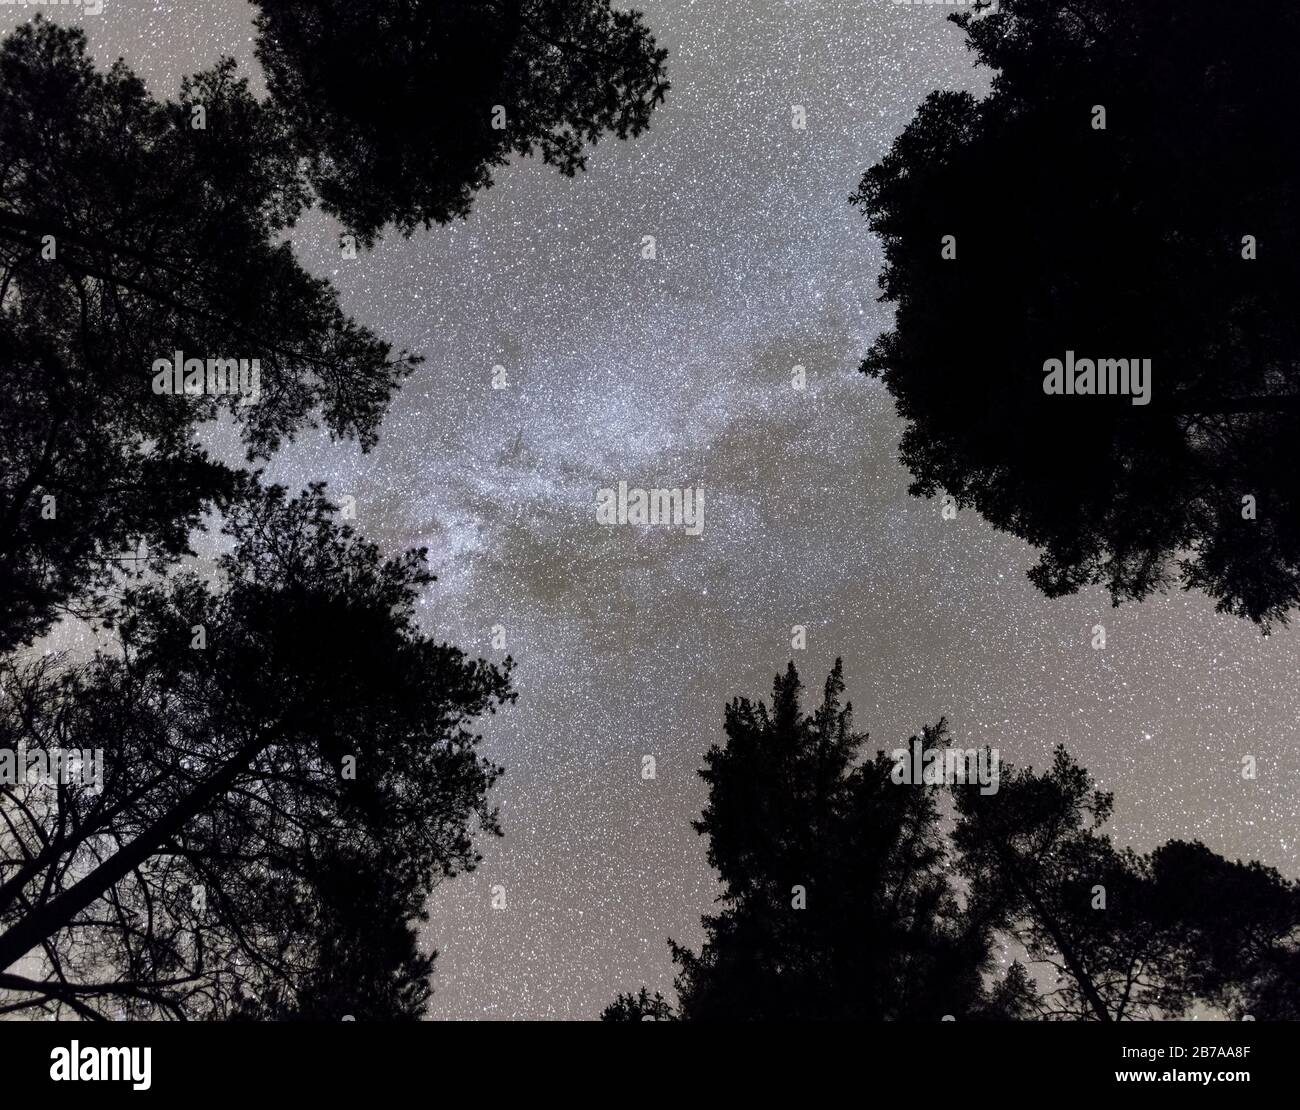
[16, 0, 1300, 1019]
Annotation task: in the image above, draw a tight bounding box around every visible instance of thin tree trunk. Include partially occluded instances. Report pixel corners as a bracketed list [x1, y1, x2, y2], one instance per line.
[1003, 853, 1113, 1022]
[0, 732, 273, 973]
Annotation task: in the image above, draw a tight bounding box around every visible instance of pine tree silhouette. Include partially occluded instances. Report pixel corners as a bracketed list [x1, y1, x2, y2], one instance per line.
[609, 662, 1300, 1021]
[609, 662, 999, 1021]
[0, 20, 415, 653]
[853, 0, 1300, 626]
[251, 0, 670, 244]
[953, 746, 1300, 1020]
[0, 485, 514, 1019]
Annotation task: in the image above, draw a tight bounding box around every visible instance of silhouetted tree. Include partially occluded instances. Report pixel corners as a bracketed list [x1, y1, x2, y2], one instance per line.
[953, 747, 1300, 1020]
[1, 5, 668, 1017]
[0, 484, 514, 1019]
[1146, 839, 1300, 1021]
[954, 747, 1174, 1020]
[2, 7, 669, 652]
[0, 19, 417, 652]
[852, 0, 1300, 626]
[610, 662, 997, 1020]
[609, 662, 1299, 1022]
[252, 0, 670, 243]
[231, 847, 436, 1021]
[979, 959, 1040, 1021]
[601, 986, 675, 1022]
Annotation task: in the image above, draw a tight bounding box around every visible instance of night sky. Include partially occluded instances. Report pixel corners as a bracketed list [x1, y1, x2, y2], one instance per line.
[15, 0, 1300, 1019]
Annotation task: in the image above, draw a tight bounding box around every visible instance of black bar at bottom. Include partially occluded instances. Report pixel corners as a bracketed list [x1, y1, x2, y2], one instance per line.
[0, 1019, 1292, 1098]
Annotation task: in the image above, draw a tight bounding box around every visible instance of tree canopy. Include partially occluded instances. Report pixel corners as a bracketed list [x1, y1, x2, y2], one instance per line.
[853, 0, 1300, 627]
[954, 746, 1300, 1021]
[0, 19, 416, 653]
[1, 5, 669, 651]
[608, 661, 1300, 1021]
[611, 662, 1000, 1021]
[251, 0, 670, 244]
[0, 485, 513, 1019]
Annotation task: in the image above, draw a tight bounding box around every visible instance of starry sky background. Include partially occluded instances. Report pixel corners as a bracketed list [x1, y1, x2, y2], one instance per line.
[11, 0, 1300, 1019]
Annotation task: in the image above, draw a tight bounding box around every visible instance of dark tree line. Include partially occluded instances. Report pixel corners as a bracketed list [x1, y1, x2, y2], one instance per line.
[0, 4, 668, 1019]
[0, 485, 513, 1019]
[607, 663, 1300, 1021]
[251, 0, 669, 244]
[853, 0, 1300, 627]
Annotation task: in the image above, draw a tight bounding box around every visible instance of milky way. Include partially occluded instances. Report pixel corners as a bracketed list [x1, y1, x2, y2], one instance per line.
[16, 0, 1299, 1019]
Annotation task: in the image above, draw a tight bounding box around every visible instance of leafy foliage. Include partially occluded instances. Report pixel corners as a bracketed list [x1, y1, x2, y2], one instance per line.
[853, 0, 1300, 626]
[252, 0, 670, 244]
[0, 485, 514, 1019]
[0, 19, 416, 652]
[615, 662, 998, 1021]
[953, 747, 1300, 1020]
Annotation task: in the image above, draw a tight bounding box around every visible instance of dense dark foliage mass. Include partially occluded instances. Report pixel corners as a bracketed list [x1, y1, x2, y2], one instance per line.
[0, 20, 415, 652]
[252, 0, 670, 243]
[607, 663, 1300, 1021]
[0, 486, 513, 1018]
[854, 0, 1300, 626]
